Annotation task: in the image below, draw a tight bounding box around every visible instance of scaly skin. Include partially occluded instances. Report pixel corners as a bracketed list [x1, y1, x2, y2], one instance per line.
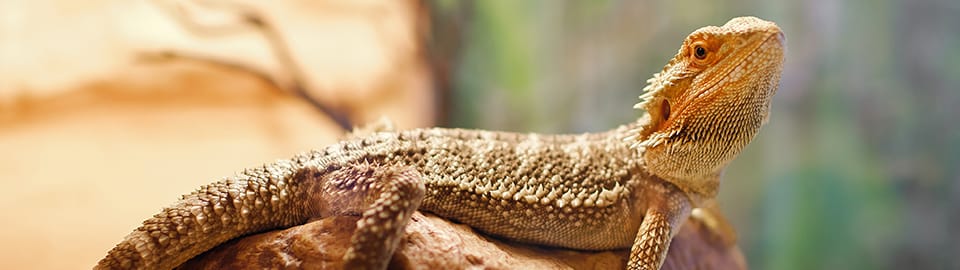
[96, 16, 784, 270]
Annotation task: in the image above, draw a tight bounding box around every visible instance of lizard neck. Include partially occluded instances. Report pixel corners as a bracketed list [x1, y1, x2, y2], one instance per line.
[665, 172, 718, 207]
[623, 116, 718, 206]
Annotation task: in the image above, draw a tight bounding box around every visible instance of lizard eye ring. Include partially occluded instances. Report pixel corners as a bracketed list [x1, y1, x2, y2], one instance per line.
[694, 45, 708, 60]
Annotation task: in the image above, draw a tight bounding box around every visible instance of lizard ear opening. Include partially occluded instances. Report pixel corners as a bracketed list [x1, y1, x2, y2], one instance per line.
[660, 100, 671, 121]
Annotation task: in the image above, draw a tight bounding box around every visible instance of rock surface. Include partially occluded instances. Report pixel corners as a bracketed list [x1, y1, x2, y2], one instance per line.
[181, 212, 746, 270]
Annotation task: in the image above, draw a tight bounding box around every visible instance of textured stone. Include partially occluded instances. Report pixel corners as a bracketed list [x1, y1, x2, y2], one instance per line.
[180, 212, 745, 270]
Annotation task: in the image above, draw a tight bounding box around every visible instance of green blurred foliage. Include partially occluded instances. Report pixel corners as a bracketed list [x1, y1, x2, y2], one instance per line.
[429, 0, 960, 269]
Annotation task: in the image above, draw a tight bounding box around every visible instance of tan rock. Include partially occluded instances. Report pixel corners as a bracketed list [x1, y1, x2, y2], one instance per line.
[181, 212, 745, 270]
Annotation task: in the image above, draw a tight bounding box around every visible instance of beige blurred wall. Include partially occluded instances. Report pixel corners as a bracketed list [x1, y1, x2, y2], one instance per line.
[0, 0, 434, 269]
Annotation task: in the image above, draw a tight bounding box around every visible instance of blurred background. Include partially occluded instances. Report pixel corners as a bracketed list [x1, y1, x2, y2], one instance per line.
[2, 0, 957, 269]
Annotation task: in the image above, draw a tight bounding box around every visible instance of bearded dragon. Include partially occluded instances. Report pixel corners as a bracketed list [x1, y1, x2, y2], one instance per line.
[96, 16, 784, 270]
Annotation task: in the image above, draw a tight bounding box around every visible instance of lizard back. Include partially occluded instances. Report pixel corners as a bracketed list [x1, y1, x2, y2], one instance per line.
[295, 122, 668, 250]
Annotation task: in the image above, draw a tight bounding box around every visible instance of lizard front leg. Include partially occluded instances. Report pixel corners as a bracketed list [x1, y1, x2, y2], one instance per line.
[628, 191, 692, 270]
[300, 163, 425, 269]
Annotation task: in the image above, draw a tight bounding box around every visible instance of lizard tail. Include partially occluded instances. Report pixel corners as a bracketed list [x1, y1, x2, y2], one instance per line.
[95, 160, 320, 270]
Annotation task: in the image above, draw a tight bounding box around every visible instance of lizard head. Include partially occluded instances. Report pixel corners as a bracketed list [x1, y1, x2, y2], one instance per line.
[629, 16, 785, 197]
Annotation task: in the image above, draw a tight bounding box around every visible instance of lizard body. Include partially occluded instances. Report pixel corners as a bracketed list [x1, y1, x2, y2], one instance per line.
[97, 16, 784, 270]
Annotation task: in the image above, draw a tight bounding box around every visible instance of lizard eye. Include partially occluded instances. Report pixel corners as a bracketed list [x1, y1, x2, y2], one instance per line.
[694, 45, 707, 60]
[660, 100, 671, 120]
